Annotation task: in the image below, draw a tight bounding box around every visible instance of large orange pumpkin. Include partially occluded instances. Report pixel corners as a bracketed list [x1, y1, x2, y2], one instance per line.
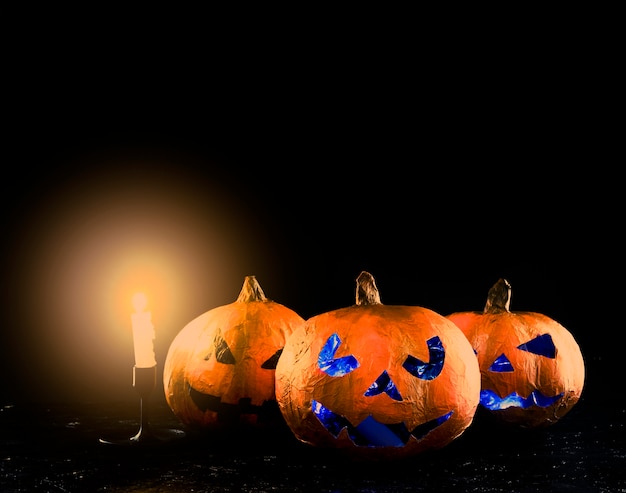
[275, 271, 481, 461]
[163, 275, 305, 431]
[446, 278, 585, 429]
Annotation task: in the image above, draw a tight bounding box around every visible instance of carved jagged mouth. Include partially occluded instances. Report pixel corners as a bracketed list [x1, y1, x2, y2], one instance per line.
[312, 400, 453, 447]
[189, 385, 280, 423]
[480, 389, 564, 411]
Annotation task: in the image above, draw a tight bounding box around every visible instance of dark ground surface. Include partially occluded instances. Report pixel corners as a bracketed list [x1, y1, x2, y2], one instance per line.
[1, 389, 623, 493]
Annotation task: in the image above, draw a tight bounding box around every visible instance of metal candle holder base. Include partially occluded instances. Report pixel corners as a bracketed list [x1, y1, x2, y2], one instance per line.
[99, 365, 185, 446]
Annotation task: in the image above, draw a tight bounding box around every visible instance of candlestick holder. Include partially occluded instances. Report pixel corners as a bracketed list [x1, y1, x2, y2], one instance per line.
[99, 365, 185, 446]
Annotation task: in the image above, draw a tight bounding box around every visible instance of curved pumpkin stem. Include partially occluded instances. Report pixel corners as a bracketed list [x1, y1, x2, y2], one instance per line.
[237, 275, 268, 303]
[483, 278, 511, 314]
[356, 271, 382, 306]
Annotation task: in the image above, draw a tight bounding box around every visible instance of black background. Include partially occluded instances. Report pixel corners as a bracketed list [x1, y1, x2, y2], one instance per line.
[2, 49, 620, 406]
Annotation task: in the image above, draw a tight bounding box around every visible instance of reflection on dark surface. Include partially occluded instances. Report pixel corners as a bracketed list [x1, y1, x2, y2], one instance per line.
[0, 394, 623, 492]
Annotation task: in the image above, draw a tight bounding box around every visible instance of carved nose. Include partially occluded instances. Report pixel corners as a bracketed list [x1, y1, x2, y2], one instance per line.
[364, 370, 403, 401]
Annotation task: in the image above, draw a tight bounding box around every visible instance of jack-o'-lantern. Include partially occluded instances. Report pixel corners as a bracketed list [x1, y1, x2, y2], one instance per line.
[446, 278, 585, 429]
[275, 271, 481, 461]
[163, 275, 305, 431]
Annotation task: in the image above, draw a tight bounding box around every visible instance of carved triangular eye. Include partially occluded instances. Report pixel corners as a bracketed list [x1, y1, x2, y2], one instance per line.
[214, 329, 236, 364]
[517, 334, 556, 358]
[488, 353, 514, 372]
[261, 348, 283, 369]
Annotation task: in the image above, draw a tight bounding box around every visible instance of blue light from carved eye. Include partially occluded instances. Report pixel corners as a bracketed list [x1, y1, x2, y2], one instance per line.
[318, 333, 359, 377]
[517, 334, 556, 358]
[402, 336, 445, 380]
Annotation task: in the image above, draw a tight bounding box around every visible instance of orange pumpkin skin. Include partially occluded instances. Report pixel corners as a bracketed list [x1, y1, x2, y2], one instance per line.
[275, 272, 481, 461]
[163, 276, 305, 431]
[446, 279, 585, 429]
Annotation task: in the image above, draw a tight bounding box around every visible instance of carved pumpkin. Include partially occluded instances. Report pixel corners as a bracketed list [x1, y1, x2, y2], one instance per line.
[275, 271, 481, 461]
[446, 278, 585, 429]
[163, 275, 305, 431]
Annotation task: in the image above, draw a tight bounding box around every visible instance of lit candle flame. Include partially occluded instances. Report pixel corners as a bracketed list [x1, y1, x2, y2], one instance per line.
[132, 292, 148, 314]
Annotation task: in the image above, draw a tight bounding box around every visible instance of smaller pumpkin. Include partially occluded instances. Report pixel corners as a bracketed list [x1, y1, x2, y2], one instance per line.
[446, 278, 585, 429]
[163, 275, 305, 431]
[275, 271, 481, 461]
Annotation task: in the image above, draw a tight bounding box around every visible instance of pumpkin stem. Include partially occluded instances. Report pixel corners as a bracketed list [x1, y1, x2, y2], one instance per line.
[355, 271, 382, 306]
[483, 278, 512, 314]
[236, 275, 268, 303]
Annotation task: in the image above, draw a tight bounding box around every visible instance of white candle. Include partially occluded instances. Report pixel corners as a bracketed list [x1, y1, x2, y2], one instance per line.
[131, 292, 157, 368]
